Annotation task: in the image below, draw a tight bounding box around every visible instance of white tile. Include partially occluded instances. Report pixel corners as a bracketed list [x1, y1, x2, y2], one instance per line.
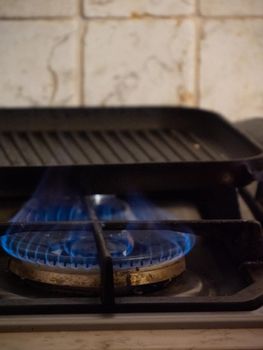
[84, 0, 195, 17]
[0, 0, 77, 17]
[84, 19, 195, 106]
[0, 21, 78, 106]
[200, 20, 263, 121]
[200, 0, 263, 16]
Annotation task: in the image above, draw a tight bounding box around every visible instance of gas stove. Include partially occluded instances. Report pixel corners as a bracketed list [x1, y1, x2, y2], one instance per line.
[0, 189, 262, 324]
[0, 109, 262, 331]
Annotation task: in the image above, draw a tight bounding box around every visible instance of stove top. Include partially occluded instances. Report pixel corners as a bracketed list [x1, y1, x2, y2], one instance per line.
[0, 189, 262, 314]
[0, 117, 262, 331]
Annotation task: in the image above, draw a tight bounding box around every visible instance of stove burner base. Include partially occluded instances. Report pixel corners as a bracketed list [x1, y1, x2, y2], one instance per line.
[9, 257, 186, 293]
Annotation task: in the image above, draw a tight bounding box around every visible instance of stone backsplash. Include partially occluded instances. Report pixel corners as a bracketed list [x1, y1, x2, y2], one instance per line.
[0, 0, 262, 121]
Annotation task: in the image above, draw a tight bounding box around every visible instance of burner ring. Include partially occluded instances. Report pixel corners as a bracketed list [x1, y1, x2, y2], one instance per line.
[9, 256, 186, 290]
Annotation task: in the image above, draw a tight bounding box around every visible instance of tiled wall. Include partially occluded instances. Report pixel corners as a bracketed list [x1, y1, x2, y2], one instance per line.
[0, 0, 262, 121]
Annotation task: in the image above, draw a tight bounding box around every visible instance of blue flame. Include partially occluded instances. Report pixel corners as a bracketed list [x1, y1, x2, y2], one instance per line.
[11, 197, 89, 222]
[107, 229, 195, 269]
[126, 194, 174, 220]
[0, 194, 195, 270]
[1, 227, 195, 270]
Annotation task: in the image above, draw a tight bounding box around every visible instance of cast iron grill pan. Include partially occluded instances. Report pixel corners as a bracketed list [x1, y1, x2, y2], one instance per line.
[0, 107, 262, 194]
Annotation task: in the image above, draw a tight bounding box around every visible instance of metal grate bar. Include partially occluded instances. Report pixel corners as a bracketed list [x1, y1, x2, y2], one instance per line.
[41, 132, 73, 165]
[126, 131, 153, 161]
[0, 133, 26, 165]
[175, 131, 210, 161]
[188, 132, 228, 161]
[170, 130, 202, 161]
[115, 131, 149, 162]
[99, 132, 123, 163]
[101, 132, 134, 163]
[84, 197, 115, 306]
[0, 138, 10, 166]
[71, 132, 104, 164]
[128, 131, 165, 162]
[144, 130, 179, 162]
[112, 131, 137, 162]
[186, 132, 218, 161]
[12, 132, 42, 166]
[57, 132, 89, 165]
[157, 130, 189, 161]
[87, 132, 120, 163]
[26, 132, 57, 165]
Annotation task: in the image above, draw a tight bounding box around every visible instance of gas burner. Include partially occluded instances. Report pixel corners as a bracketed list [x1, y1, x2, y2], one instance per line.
[1, 194, 194, 292]
[1, 227, 194, 291]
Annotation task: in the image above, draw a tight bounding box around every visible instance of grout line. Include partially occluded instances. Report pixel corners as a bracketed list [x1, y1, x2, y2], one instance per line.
[82, 14, 197, 20]
[0, 16, 76, 21]
[79, 0, 84, 19]
[196, 0, 200, 16]
[197, 15, 263, 20]
[194, 0, 198, 16]
[0, 15, 197, 21]
[81, 14, 263, 21]
[0, 15, 263, 21]
[77, 0, 85, 105]
[78, 0, 82, 16]
[198, 13, 263, 20]
[194, 0, 201, 107]
[79, 22, 86, 106]
[83, 15, 263, 21]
